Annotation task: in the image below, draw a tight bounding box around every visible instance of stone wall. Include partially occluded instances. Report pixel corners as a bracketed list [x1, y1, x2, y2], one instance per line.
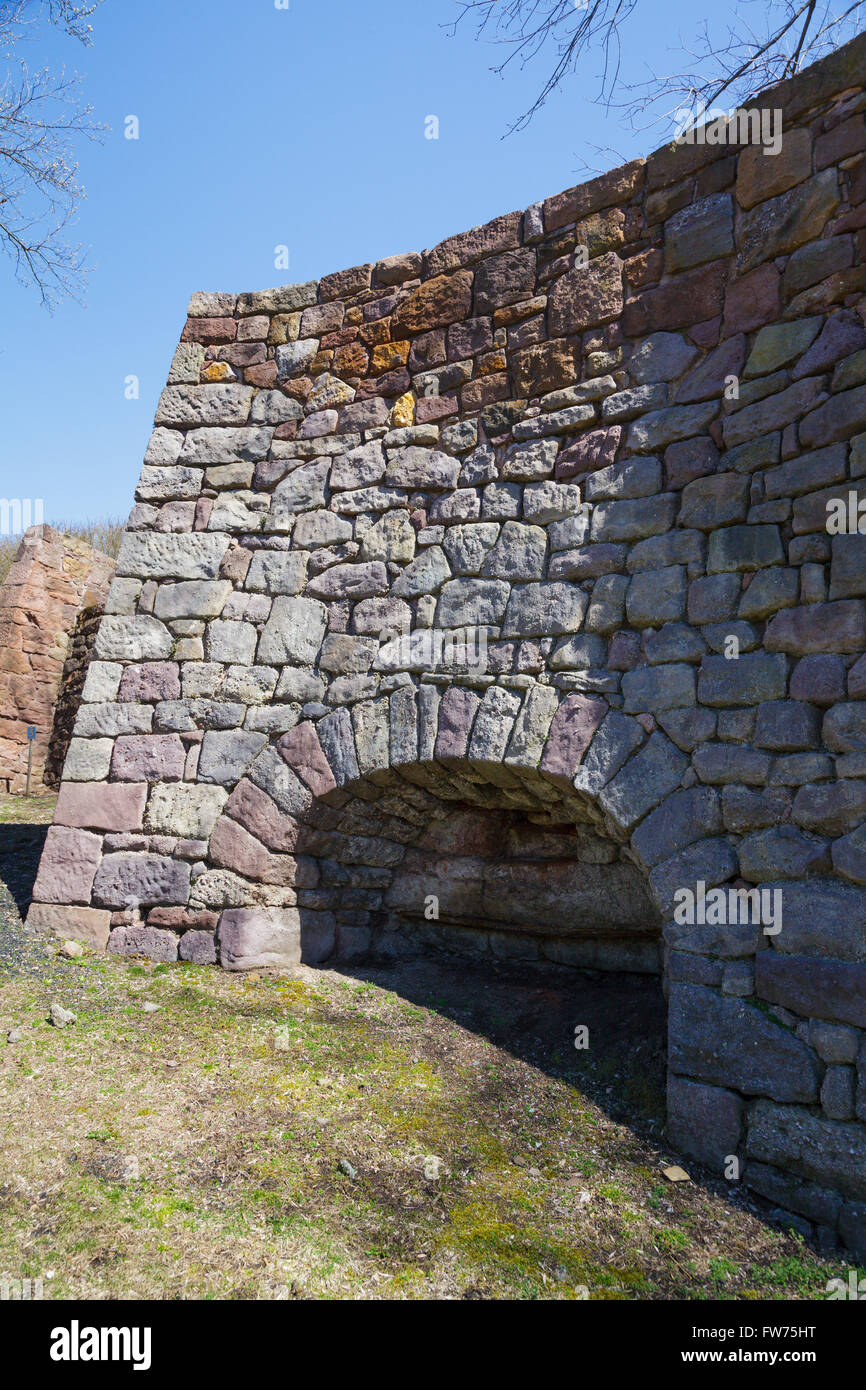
[43, 604, 109, 789]
[0, 527, 115, 793]
[27, 34, 866, 1253]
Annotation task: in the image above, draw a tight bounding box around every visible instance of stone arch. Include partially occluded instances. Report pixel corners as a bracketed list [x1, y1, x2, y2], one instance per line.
[27, 32, 866, 1254]
[206, 692, 670, 973]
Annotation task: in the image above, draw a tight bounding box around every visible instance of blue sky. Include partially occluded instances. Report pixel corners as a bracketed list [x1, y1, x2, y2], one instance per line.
[0, 0, 798, 525]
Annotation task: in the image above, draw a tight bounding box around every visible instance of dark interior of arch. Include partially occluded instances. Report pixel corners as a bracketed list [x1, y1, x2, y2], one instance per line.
[281, 763, 661, 972]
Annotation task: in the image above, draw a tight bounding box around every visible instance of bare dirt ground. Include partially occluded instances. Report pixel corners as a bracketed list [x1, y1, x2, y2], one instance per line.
[0, 793, 854, 1300]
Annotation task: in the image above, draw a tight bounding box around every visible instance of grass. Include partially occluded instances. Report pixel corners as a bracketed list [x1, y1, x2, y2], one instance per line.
[0, 793, 858, 1301]
[0, 952, 851, 1302]
[0, 794, 57, 825]
[0, 518, 124, 586]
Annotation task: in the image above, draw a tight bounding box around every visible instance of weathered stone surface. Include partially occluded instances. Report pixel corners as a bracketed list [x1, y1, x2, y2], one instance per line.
[391, 272, 474, 335]
[675, 335, 746, 405]
[31, 827, 102, 905]
[385, 447, 459, 491]
[747, 1100, 866, 1200]
[667, 1075, 743, 1170]
[538, 694, 606, 780]
[257, 596, 327, 665]
[629, 332, 699, 384]
[27, 903, 111, 951]
[744, 317, 822, 376]
[511, 340, 577, 397]
[198, 730, 267, 787]
[765, 602, 866, 655]
[832, 826, 866, 886]
[245, 551, 307, 595]
[111, 734, 186, 783]
[754, 700, 821, 751]
[631, 788, 721, 868]
[548, 253, 623, 335]
[800, 385, 866, 449]
[155, 384, 253, 427]
[738, 826, 829, 882]
[707, 525, 785, 574]
[669, 984, 821, 1102]
[623, 263, 727, 336]
[116, 532, 229, 581]
[792, 307, 866, 380]
[217, 907, 302, 970]
[722, 379, 825, 450]
[792, 781, 866, 838]
[502, 583, 588, 637]
[144, 783, 228, 839]
[737, 170, 839, 273]
[698, 653, 788, 706]
[626, 404, 718, 453]
[54, 782, 147, 832]
[93, 853, 190, 909]
[438, 579, 510, 627]
[107, 926, 179, 962]
[599, 732, 688, 831]
[473, 248, 536, 314]
[94, 615, 173, 662]
[737, 127, 812, 210]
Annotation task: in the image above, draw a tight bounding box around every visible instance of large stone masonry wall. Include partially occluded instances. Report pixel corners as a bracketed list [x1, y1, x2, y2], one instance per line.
[27, 34, 866, 1253]
[0, 527, 114, 793]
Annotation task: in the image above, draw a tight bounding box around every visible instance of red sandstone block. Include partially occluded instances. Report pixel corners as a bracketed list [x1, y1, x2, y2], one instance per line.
[540, 694, 607, 782]
[428, 212, 524, 277]
[54, 781, 147, 831]
[181, 316, 236, 344]
[118, 662, 180, 703]
[623, 263, 727, 336]
[225, 777, 301, 853]
[210, 815, 309, 888]
[147, 906, 219, 930]
[461, 373, 510, 412]
[31, 826, 102, 905]
[111, 735, 186, 782]
[556, 426, 621, 479]
[435, 688, 480, 761]
[416, 394, 458, 423]
[244, 362, 278, 388]
[543, 161, 645, 232]
[319, 264, 373, 301]
[278, 723, 336, 798]
[723, 263, 782, 336]
[815, 115, 866, 170]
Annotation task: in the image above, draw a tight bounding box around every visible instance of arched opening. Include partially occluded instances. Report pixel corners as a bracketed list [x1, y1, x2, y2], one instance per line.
[209, 733, 669, 1141]
[286, 762, 661, 974]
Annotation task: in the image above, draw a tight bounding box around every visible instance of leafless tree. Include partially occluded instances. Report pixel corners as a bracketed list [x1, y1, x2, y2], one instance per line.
[0, 1, 106, 308]
[451, 1, 865, 137]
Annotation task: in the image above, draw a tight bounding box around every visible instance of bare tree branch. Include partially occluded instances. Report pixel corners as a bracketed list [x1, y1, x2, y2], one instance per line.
[450, 0, 866, 138]
[0, 0, 105, 308]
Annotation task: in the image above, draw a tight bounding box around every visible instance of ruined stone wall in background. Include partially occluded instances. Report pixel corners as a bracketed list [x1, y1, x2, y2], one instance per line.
[27, 34, 866, 1254]
[0, 527, 115, 793]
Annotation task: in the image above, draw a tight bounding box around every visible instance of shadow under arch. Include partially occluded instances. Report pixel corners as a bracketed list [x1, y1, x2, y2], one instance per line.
[199, 686, 681, 1133]
[204, 692, 674, 1152]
